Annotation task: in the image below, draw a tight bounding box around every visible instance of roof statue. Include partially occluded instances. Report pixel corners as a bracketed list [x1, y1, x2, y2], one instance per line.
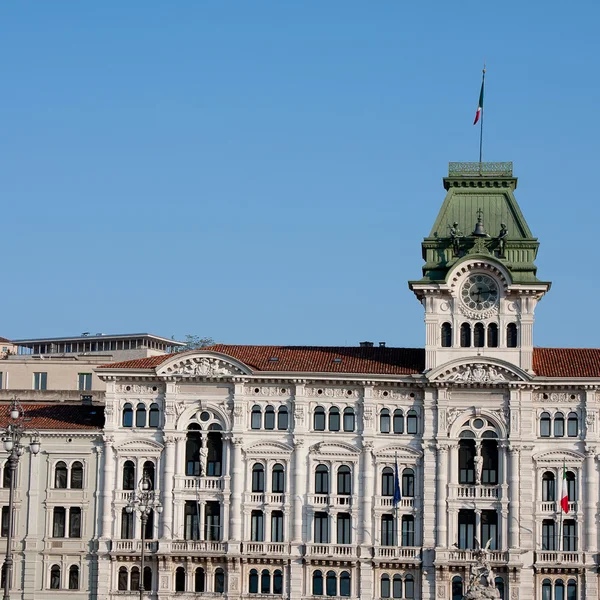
[464, 539, 500, 600]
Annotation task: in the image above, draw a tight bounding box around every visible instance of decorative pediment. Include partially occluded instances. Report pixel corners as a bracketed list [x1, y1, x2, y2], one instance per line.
[428, 358, 530, 384]
[157, 352, 251, 377]
[117, 439, 163, 454]
[310, 441, 361, 457]
[533, 449, 585, 464]
[245, 441, 293, 457]
[375, 445, 422, 461]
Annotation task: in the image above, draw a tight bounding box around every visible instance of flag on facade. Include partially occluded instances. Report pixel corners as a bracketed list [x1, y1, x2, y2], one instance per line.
[473, 79, 484, 125]
[393, 456, 402, 506]
[560, 463, 569, 513]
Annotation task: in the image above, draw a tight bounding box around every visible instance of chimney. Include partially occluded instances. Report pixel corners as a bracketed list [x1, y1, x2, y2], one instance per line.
[379, 342, 386, 347]
[360, 341, 374, 348]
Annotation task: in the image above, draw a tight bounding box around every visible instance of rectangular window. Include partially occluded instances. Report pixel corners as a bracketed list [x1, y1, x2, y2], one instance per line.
[1, 507, 9, 537]
[542, 520, 556, 550]
[401, 516, 415, 546]
[563, 520, 577, 551]
[121, 509, 134, 539]
[53, 507, 66, 537]
[204, 501, 221, 541]
[336, 513, 351, 544]
[251, 510, 264, 542]
[78, 373, 92, 391]
[271, 511, 284, 542]
[314, 512, 329, 544]
[0, 372, 3, 389]
[69, 507, 82, 538]
[184, 501, 200, 540]
[458, 510, 476, 549]
[33, 372, 47, 391]
[381, 514, 395, 546]
[480, 510, 497, 550]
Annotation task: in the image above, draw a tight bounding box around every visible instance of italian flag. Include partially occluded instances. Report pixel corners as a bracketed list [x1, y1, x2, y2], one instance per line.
[473, 80, 484, 125]
[560, 464, 569, 513]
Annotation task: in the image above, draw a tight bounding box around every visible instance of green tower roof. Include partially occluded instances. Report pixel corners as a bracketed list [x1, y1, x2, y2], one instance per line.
[412, 162, 549, 285]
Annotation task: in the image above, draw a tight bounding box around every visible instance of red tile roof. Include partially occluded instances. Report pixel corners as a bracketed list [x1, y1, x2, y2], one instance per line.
[100, 345, 426, 375]
[0, 404, 104, 430]
[532, 348, 600, 377]
[0, 336, 13, 344]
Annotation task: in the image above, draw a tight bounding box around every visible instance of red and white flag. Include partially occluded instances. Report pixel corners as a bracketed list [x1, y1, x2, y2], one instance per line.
[560, 463, 569, 513]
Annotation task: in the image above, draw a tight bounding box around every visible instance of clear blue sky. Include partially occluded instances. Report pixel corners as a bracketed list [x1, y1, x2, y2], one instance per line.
[2, 1, 598, 348]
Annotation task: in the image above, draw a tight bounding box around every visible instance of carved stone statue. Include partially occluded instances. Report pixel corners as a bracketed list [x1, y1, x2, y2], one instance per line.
[474, 452, 483, 485]
[449, 222, 464, 256]
[464, 540, 500, 600]
[496, 223, 508, 257]
[199, 442, 208, 477]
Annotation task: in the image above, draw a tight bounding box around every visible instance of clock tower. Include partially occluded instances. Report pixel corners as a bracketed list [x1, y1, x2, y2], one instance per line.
[409, 162, 551, 372]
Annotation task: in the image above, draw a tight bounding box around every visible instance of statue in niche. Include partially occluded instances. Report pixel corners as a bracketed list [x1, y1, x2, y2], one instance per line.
[474, 448, 483, 485]
[496, 223, 508, 257]
[199, 440, 208, 477]
[449, 222, 464, 256]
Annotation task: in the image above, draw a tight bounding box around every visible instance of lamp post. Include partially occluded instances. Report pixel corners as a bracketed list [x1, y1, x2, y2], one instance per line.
[1, 397, 40, 600]
[126, 472, 162, 600]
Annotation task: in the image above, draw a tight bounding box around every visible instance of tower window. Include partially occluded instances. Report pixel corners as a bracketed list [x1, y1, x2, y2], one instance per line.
[441, 322, 452, 347]
[460, 323, 471, 348]
[487, 323, 499, 347]
[507, 323, 518, 347]
[473, 323, 485, 347]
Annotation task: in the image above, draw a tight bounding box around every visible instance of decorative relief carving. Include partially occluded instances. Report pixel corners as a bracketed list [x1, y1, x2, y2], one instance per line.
[229, 576, 238, 592]
[437, 585, 446, 598]
[440, 364, 508, 384]
[375, 389, 418, 400]
[533, 391, 580, 403]
[447, 408, 462, 427]
[438, 408, 447, 432]
[294, 405, 305, 424]
[104, 404, 114, 419]
[304, 387, 358, 398]
[163, 357, 241, 377]
[586, 410, 597, 433]
[116, 384, 160, 394]
[510, 410, 519, 434]
[244, 385, 289, 396]
[456, 302, 499, 320]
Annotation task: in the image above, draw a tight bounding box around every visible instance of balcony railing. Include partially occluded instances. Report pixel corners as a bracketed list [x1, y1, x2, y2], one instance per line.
[176, 476, 224, 491]
[535, 551, 582, 565]
[243, 542, 290, 555]
[451, 485, 501, 499]
[112, 540, 158, 552]
[375, 497, 414, 509]
[305, 543, 357, 558]
[243, 493, 286, 505]
[169, 540, 226, 553]
[539, 501, 578, 513]
[306, 494, 353, 507]
[448, 550, 509, 563]
[373, 546, 421, 560]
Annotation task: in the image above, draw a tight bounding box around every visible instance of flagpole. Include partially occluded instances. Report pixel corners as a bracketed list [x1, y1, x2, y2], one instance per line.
[479, 62, 486, 164]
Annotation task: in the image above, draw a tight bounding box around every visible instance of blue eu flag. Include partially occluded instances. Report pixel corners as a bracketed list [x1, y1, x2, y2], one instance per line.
[393, 457, 402, 506]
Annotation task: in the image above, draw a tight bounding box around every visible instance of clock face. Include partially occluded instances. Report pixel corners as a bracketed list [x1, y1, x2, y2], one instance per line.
[460, 274, 499, 312]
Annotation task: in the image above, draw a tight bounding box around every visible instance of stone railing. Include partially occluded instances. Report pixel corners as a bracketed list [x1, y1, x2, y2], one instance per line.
[448, 162, 513, 177]
[373, 546, 421, 560]
[538, 501, 578, 513]
[305, 543, 357, 558]
[306, 494, 353, 507]
[112, 540, 158, 552]
[242, 542, 290, 555]
[448, 549, 509, 563]
[243, 493, 286, 505]
[535, 551, 582, 565]
[375, 496, 414, 509]
[176, 476, 224, 491]
[169, 540, 226, 553]
[452, 485, 501, 499]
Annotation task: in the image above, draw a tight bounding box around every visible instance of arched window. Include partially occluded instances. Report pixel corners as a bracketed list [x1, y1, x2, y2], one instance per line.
[143, 461, 155, 489]
[326, 571, 337, 597]
[566, 472, 576, 502]
[68, 565, 79, 590]
[214, 568, 225, 593]
[343, 407, 355, 432]
[314, 406, 326, 431]
[123, 461, 135, 491]
[194, 567, 205, 592]
[487, 323, 499, 347]
[264, 405, 275, 430]
[55, 461, 68, 489]
[380, 409, 391, 433]
[460, 323, 471, 347]
[495, 577, 505, 600]
[393, 574, 402, 598]
[407, 410, 418, 434]
[251, 405, 262, 430]
[315, 465, 329, 494]
[507, 323, 518, 347]
[135, 403, 146, 428]
[393, 410, 404, 434]
[261, 569, 271, 594]
[175, 567, 185, 592]
[554, 412, 565, 437]
[149, 403, 160, 428]
[273, 570, 283, 595]
[252, 464, 265, 493]
[50, 565, 61, 589]
[249, 569, 258, 594]
[329, 407, 340, 431]
[277, 406, 289, 430]
[340, 571, 351, 597]
[337, 466, 352, 495]
[542, 472, 556, 502]
[567, 412, 578, 437]
[441, 322, 452, 347]
[540, 412, 551, 437]
[555, 579, 565, 600]
[118, 566, 128, 591]
[122, 403, 133, 428]
[130, 567, 140, 591]
[402, 468, 415, 497]
[474, 322, 485, 347]
[542, 579, 552, 600]
[567, 579, 577, 600]
[405, 574, 415, 599]
[401, 514, 415, 546]
[312, 571, 323, 596]
[272, 464, 285, 493]
[452, 576, 463, 600]
[143, 566, 152, 592]
[70, 461, 83, 489]
[381, 574, 391, 598]
[382, 467, 394, 496]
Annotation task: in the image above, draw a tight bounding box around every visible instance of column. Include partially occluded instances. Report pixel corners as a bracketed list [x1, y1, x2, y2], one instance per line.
[100, 436, 115, 539]
[500, 508, 508, 551]
[292, 437, 306, 543]
[161, 436, 176, 539]
[584, 445, 597, 552]
[229, 436, 244, 542]
[508, 445, 520, 548]
[475, 509, 482, 546]
[360, 441, 374, 547]
[436, 444, 448, 548]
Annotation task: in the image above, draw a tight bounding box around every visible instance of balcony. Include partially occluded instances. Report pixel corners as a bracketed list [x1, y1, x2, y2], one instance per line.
[450, 485, 502, 500]
[111, 539, 158, 552]
[538, 501, 578, 514]
[243, 493, 286, 505]
[305, 543, 358, 558]
[243, 542, 290, 556]
[169, 540, 226, 554]
[373, 546, 421, 562]
[307, 494, 353, 507]
[448, 549, 509, 564]
[535, 551, 583, 566]
[176, 476, 225, 491]
[374, 497, 414, 509]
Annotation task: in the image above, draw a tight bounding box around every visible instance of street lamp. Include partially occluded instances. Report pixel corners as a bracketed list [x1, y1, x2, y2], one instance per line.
[1, 397, 40, 600]
[126, 472, 162, 600]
